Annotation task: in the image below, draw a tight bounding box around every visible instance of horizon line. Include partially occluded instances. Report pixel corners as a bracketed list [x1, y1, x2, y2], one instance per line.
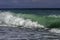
[0, 8, 60, 10]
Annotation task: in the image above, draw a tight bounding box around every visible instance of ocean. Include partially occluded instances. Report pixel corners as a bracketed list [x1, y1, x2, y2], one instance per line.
[0, 9, 60, 28]
[1, 9, 60, 15]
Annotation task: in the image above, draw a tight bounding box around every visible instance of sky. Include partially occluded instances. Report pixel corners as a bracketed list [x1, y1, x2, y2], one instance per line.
[0, 0, 60, 8]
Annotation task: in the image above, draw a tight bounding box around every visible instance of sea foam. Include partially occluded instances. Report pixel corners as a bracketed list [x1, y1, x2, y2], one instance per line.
[0, 11, 44, 28]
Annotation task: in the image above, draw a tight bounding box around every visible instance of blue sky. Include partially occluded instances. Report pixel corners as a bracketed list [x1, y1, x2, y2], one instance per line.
[0, 0, 60, 8]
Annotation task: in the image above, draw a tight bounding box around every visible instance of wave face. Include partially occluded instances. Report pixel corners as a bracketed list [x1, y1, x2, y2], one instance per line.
[0, 11, 44, 28]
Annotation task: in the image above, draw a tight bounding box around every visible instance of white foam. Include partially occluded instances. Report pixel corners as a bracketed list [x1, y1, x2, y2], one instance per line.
[48, 15, 60, 18]
[49, 28, 60, 33]
[0, 11, 45, 28]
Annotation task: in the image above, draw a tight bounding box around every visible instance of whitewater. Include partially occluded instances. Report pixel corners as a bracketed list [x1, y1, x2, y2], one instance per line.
[0, 11, 44, 28]
[0, 11, 60, 40]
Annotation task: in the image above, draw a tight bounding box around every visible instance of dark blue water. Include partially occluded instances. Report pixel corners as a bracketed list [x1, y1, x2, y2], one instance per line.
[0, 10, 60, 15]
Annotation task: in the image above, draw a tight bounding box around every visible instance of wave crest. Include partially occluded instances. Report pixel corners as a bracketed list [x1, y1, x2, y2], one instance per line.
[0, 11, 44, 28]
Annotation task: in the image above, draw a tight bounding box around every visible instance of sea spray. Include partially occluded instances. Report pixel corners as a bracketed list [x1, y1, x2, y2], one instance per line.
[0, 11, 44, 28]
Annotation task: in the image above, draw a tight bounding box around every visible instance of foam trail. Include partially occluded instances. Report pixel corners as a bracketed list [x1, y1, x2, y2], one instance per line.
[0, 11, 44, 28]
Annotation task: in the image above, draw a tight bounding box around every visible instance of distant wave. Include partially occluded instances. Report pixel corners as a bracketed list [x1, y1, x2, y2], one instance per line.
[0, 11, 44, 28]
[48, 15, 60, 18]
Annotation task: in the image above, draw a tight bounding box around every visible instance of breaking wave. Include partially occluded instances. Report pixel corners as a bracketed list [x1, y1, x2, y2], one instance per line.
[0, 11, 44, 28]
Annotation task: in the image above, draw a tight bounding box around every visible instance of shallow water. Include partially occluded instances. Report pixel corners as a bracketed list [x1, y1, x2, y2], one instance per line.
[0, 26, 60, 40]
